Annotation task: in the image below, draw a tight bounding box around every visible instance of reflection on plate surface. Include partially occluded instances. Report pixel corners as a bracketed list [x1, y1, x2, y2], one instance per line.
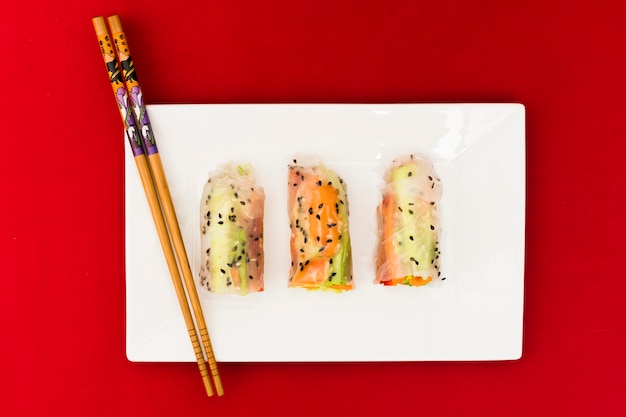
[125, 103, 525, 362]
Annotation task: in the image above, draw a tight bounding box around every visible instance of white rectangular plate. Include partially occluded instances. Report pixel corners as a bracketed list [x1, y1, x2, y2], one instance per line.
[125, 103, 525, 362]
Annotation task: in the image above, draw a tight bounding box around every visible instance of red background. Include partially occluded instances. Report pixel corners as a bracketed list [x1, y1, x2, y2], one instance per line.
[2, 1, 625, 415]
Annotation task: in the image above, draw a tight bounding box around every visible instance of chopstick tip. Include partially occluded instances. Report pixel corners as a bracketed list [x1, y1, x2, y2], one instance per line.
[215, 378, 224, 396]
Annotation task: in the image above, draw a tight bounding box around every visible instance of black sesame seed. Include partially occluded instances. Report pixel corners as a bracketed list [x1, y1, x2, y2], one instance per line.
[305, 260, 310, 265]
[207, 220, 211, 226]
[249, 275, 254, 280]
[398, 207, 403, 212]
[430, 225, 435, 230]
[207, 211, 211, 218]
[220, 269, 226, 274]
[338, 234, 342, 240]
[326, 239, 333, 243]
[316, 236, 320, 242]
[218, 221, 224, 225]
[408, 171, 413, 177]
[254, 237, 260, 241]
[293, 159, 297, 163]
[218, 213, 222, 218]
[318, 203, 323, 209]
[234, 192, 238, 198]
[441, 277, 446, 281]
[304, 237, 308, 244]
[327, 181, 332, 186]
[319, 247, 325, 252]
[409, 210, 414, 215]
[428, 176, 433, 180]
[293, 183, 297, 187]
[409, 236, 414, 241]
[317, 180, 322, 186]
[309, 207, 313, 215]
[232, 245, 238, 251]
[331, 272, 337, 277]
[329, 258, 333, 264]
[316, 214, 321, 220]
[206, 248, 210, 254]
[300, 248, 305, 253]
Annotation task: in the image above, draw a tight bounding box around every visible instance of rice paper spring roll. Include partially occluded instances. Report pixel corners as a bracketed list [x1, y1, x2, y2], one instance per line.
[375, 155, 442, 286]
[287, 158, 354, 291]
[199, 163, 265, 295]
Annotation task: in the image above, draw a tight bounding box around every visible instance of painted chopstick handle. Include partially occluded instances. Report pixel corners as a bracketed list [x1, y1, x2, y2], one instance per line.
[107, 15, 158, 156]
[92, 17, 144, 157]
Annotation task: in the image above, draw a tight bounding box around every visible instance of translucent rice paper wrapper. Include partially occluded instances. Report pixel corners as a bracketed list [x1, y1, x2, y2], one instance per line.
[199, 163, 265, 295]
[287, 155, 354, 292]
[375, 154, 443, 286]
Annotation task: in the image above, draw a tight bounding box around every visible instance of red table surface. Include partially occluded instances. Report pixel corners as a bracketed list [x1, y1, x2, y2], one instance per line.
[2, 1, 625, 416]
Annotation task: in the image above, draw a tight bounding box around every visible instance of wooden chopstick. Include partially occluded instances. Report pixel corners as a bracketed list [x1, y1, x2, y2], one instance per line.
[104, 15, 223, 396]
[92, 16, 220, 397]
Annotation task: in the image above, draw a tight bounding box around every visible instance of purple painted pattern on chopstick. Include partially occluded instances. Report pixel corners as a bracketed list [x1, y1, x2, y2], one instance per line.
[96, 32, 144, 157]
[111, 30, 158, 155]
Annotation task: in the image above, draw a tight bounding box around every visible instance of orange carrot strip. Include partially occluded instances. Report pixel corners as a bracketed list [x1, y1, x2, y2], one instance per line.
[291, 257, 328, 287]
